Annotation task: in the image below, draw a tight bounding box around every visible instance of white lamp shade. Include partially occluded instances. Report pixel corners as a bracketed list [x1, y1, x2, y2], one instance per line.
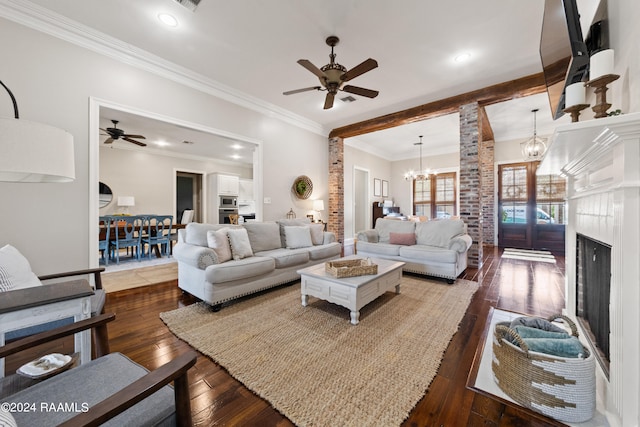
[0, 118, 75, 182]
[313, 199, 325, 211]
[117, 196, 135, 207]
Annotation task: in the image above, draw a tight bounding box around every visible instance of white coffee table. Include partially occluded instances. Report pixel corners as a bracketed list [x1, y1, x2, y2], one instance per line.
[297, 257, 404, 325]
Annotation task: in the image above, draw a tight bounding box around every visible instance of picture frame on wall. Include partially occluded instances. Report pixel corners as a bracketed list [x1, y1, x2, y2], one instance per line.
[382, 180, 389, 197]
[374, 178, 381, 197]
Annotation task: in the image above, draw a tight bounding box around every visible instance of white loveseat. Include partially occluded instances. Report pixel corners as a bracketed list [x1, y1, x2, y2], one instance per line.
[355, 218, 472, 283]
[173, 219, 341, 309]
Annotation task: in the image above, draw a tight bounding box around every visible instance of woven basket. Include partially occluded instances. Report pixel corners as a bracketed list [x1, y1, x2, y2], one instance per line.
[492, 314, 595, 423]
[325, 259, 378, 278]
[292, 175, 313, 199]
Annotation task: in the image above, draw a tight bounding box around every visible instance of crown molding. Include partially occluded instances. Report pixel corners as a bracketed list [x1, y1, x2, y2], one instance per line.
[0, 0, 327, 137]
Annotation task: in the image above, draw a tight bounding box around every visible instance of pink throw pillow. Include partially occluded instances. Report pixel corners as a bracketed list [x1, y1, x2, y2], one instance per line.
[389, 232, 416, 246]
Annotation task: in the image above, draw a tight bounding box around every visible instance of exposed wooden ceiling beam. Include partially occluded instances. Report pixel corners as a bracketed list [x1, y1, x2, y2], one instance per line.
[479, 106, 495, 142]
[329, 72, 547, 139]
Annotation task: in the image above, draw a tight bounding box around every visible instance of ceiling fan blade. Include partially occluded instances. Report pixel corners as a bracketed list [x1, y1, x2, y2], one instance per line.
[343, 85, 379, 98]
[283, 86, 322, 95]
[123, 137, 147, 147]
[103, 137, 114, 144]
[123, 134, 146, 139]
[341, 58, 378, 82]
[323, 92, 335, 110]
[297, 59, 326, 79]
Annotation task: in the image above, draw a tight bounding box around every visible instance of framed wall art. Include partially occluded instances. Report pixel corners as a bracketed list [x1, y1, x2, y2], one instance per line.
[374, 178, 381, 197]
[382, 180, 389, 197]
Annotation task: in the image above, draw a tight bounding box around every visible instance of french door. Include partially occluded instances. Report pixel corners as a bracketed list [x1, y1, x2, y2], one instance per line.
[498, 162, 566, 251]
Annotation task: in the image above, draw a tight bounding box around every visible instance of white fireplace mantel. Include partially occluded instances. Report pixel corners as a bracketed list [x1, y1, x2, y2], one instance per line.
[540, 112, 640, 427]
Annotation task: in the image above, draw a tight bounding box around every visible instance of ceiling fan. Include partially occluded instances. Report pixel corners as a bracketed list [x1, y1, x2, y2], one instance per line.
[283, 36, 379, 110]
[100, 120, 147, 147]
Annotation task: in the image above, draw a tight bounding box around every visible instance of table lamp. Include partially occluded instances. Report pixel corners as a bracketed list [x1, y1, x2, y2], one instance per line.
[117, 196, 135, 215]
[313, 199, 325, 223]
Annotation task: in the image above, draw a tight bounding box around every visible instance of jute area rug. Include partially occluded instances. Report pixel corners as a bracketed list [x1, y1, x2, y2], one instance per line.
[160, 275, 478, 426]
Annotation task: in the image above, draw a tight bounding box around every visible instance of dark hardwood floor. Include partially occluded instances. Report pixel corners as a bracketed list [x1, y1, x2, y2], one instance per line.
[5, 246, 567, 426]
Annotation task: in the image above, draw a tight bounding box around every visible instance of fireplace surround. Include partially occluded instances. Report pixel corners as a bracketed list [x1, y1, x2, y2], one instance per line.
[539, 111, 640, 427]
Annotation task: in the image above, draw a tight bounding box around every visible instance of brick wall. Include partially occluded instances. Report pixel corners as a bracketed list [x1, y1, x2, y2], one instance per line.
[459, 103, 483, 268]
[328, 137, 344, 249]
[479, 135, 495, 245]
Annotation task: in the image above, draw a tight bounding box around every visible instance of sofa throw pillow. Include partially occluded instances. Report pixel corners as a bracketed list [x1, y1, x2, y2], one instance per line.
[243, 222, 282, 252]
[284, 226, 313, 249]
[277, 218, 311, 247]
[0, 244, 42, 290]
[389, 232, 416, 246]
[415, 219, 465, 248]
[0, 265, 15, 292]
[206, 229, 232, 263]
[309, 223, 324, 245]
[227, 228, 254, 260]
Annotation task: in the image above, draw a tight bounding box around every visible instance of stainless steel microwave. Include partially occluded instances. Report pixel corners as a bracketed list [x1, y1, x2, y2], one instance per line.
[219, 196, 237, 209]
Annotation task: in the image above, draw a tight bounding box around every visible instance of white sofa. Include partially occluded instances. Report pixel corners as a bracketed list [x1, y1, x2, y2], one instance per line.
[355, 218, 472, 283]
[173, 219, 341, 309]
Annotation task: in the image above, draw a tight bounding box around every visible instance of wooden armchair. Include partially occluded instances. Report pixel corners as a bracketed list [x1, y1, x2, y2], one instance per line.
[0, 313, 197, 427]
[5, 267, 107, 359]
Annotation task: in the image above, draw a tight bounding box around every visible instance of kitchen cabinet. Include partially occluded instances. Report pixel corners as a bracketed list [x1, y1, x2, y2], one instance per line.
[211, 173, 239, 196]
[239, 179, 253, 201]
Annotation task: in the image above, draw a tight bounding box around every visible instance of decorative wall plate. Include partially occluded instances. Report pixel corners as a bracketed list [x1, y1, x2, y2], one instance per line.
[292, 175, 313, 199]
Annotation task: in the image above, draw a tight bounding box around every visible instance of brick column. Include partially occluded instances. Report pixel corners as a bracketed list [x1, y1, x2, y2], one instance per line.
[459, 103, 483, 268]
[328, 137, 344, 250]
[479, 136, 495, 246]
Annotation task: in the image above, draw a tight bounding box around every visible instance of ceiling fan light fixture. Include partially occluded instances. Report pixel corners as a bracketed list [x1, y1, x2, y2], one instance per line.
[283, 35, 378, 109]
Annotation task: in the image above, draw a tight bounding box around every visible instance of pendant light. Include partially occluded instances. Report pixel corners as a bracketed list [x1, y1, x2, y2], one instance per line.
[404, 136, 429, 181]
[520, 108, 547, 161]
[0, 79, 75, 182]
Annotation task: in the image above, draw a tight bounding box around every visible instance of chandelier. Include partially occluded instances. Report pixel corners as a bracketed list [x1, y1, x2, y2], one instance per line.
[404, 135, 429, 181]
[520, 108, 547, 161]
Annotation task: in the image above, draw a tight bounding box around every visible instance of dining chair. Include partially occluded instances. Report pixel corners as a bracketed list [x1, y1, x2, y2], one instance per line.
[181, 209, 194, 224]
[142, 215, 173, 259]
[98, 215, 111, 265]
[110, 216, 143, 264]
[229, 214, 239, 225]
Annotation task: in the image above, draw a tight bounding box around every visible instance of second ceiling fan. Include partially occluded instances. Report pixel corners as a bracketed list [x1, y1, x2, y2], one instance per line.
[283, 36, 379, 110]
[101, 120, 147, 147]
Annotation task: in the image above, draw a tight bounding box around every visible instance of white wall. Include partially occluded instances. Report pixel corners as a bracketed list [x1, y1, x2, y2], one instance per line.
[99, 147, 252, 217]
[610, 0, 640, 115]
[0, 18, 327, 274]
[343, 144, 390, 238]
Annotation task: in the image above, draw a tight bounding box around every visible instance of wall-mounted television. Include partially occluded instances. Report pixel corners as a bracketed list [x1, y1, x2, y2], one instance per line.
[540, 0, 589, 120]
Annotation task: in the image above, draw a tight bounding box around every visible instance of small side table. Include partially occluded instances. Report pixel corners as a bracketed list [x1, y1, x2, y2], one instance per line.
[0, 280, 93, 378]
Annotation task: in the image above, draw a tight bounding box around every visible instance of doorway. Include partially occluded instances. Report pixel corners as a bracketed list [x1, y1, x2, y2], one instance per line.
[176, 171, 202, 223]
[497, 161, 566, 251]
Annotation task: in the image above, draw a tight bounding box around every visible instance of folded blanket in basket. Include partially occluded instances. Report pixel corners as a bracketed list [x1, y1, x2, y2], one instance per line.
[510, 316, 566, 333]
[514, 325, 570, 340]
[521, 336, 585, 358]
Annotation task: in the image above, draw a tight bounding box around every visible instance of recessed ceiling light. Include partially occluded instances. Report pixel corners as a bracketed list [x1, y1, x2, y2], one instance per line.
[454, 52, 471, 63]
[158, 13, 178, 27]
[231, 144, 243, 150]
[154, 140, 170, 147]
